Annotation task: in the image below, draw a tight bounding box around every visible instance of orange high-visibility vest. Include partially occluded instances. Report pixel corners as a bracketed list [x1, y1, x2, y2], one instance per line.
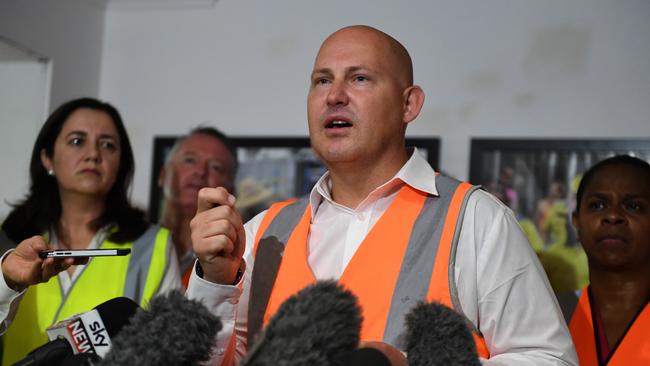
[569, 287, 650, 366]
[247, 176, 489, 358]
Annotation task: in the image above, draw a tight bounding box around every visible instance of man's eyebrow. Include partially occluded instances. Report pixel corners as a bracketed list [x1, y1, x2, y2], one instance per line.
[346, 66, 368, 74]
[311, 66, 373, 77]
[311, 68, 333, 77]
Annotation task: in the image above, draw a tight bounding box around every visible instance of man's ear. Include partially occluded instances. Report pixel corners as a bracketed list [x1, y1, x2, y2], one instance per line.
[402, 85, 425, 125]
[40, 149, 53, 173]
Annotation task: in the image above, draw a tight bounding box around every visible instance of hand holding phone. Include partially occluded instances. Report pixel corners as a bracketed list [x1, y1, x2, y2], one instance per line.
[2, 236, 108, 291]
[38, 248, 131, 259]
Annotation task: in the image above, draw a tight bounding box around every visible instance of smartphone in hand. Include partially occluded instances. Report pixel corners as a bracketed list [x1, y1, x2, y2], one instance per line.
[38, 248, 131, 259]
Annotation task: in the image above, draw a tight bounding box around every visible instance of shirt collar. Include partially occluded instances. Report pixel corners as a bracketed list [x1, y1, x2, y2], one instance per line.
[309, 147, 439, 215]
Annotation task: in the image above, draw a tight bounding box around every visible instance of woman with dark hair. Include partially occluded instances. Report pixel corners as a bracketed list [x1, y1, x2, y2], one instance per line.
[0, 98, 180, 365]
[567, 155, 650, 365]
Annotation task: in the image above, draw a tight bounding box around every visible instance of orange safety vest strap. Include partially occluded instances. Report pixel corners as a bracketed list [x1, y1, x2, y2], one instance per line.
[568, 287, 604, 366]
[253, 199, 296, 257]
[247, 198, 309, 345]
[610, 300, 650, 365]
[426, 180, 489, 358]
[427, 181, 472, 306]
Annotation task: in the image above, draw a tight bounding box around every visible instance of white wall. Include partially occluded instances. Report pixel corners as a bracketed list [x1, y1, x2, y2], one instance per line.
[0, 0, 106, 218]
[0, 0, 106, 110]
[100, 0, 650, 209]
[0, 55, 50, 219]
[1, 0, 648, 214]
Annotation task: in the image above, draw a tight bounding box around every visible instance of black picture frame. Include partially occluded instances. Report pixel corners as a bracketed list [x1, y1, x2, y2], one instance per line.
[148, 136, 439, 223]
[469, 138, 650, 293]
[469, 139, 650, 218]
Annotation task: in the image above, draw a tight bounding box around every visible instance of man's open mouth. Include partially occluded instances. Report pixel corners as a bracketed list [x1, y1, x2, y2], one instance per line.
[326, 120, 353, 129]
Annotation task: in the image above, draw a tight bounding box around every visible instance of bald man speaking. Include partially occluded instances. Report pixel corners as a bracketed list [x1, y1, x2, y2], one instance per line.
[186, 26, 577, 365]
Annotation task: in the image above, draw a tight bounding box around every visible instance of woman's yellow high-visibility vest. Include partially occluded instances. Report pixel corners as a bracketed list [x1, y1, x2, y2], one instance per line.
[2, 225, 172, 366]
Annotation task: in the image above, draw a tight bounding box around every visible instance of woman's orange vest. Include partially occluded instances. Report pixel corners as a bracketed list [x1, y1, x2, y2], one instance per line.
[569, 287, 650, 365]
[248, 176, 489, 358]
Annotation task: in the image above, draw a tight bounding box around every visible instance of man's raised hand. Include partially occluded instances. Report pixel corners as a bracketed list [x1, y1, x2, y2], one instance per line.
[190, 187, 246, 285]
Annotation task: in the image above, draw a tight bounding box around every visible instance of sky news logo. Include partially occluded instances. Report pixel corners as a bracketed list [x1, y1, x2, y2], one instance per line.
[65, 317, 110, 354]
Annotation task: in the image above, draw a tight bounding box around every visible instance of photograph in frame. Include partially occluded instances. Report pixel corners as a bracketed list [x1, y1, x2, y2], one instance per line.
[469, 138, 650, 294]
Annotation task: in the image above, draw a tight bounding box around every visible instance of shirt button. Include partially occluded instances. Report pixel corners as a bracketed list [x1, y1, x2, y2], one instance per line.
[229, 298, 239, 305]
[217, 348, 225, 356]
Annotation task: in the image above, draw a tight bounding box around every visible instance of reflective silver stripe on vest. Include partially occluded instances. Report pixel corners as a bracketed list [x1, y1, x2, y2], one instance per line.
[248, 198, 309, 345]
[448, 184, 482, 334]
[383, 176, 477, 347]
[123, 225, 161, 304]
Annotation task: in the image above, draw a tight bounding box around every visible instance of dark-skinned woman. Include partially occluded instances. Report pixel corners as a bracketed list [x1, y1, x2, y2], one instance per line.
[568, 155, 650, 365]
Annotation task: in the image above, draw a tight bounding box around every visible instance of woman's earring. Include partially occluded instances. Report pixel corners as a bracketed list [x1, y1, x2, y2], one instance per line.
[48, 169, 55, 176]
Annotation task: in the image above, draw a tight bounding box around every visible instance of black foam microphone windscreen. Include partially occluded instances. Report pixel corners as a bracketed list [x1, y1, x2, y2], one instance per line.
[99, 290, 222, 366]
[241, 280, 362, 366]
[405, 301, 481, 366]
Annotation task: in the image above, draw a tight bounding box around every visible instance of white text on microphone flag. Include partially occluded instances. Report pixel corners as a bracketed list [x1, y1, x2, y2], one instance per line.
[46, 309, 112, 357]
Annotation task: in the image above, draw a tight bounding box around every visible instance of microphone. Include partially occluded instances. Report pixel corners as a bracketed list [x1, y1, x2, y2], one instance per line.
[404, 301, 480, 366]
[99, 290, 222, 366]
[13, 297, 139, 366]
[11, 338, 71, 366]
[241, 280, 362, 366]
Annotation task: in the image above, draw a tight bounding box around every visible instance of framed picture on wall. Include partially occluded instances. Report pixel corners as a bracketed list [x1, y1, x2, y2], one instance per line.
[149, 136, 439, 223]
[469, 138, 650, 293]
